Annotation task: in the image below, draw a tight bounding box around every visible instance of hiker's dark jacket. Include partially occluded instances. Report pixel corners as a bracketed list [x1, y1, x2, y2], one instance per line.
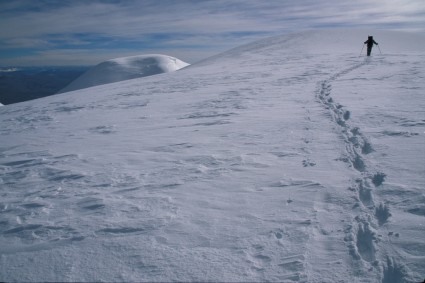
[364, 36, 378, 56]
[364, 37, 378, 48]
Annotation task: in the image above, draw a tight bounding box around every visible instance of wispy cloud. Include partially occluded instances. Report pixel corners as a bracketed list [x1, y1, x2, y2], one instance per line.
[1, 0, 424, 65]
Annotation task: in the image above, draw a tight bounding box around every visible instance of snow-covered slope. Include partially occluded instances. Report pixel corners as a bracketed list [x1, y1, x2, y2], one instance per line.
[1, 30, 424, 282]
[194, 29, 425, 67]
[58, 54, 189, 93]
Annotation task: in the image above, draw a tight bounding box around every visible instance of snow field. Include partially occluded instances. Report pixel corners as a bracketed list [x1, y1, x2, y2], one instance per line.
[0, 30, 424, 282]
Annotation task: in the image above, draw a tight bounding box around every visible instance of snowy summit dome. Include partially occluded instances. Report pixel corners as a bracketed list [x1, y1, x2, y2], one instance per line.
[59, 54, 189, 93]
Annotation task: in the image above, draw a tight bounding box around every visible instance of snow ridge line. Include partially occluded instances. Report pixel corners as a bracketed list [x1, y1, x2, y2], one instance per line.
[315, 60, 407, 282]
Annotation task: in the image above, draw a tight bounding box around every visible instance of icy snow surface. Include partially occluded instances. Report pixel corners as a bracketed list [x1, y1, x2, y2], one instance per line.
[58, 54, 189, 93]
[1, 30, 424, 282]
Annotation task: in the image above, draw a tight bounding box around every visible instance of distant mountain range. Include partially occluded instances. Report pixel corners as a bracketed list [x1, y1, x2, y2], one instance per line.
[0, 55, 189, 105]
[0, 66, 89, 105]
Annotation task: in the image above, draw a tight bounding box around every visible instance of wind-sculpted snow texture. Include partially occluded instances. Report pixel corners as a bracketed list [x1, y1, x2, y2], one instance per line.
[1, 30, 424, 282]
[58, 54, 189, 93]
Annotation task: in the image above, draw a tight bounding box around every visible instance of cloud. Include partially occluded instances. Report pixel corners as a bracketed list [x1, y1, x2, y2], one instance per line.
[2, 1, 424, 38]
[0, 0, 424, 65]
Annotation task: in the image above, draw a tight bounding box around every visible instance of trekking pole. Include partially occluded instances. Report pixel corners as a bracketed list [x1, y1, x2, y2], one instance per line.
[360, 44, 365, 56]
[377, 44, 382, 55]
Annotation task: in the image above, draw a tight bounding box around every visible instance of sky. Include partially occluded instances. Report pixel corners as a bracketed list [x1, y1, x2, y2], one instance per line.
[0, 0, 424, 66]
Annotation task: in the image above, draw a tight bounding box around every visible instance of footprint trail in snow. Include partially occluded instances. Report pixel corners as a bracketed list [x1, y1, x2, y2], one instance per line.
[315, 57, 421, 282]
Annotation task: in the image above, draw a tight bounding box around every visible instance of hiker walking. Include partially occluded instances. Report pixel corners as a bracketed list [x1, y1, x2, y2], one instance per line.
[364, 36, 378, 56]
